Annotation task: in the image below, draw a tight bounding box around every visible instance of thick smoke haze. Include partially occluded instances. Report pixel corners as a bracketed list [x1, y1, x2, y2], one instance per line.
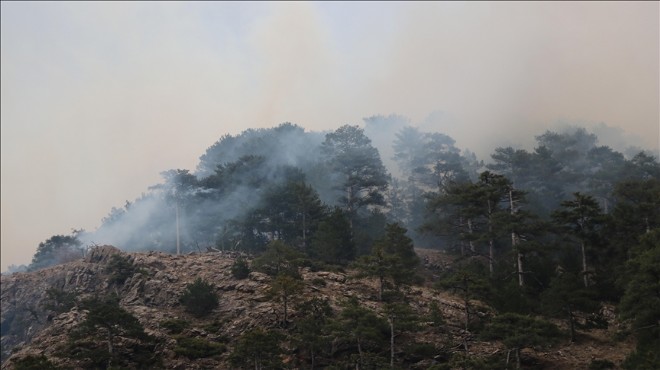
[1, 2, 658, 270]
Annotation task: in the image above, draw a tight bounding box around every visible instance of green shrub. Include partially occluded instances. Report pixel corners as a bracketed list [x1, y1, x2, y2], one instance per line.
[311, 277, 326, 287]
[106, 254, 138, 285]
[589, 359, 615, 369]
[204, 319, 229, 334]
[160, 319, 189, 334]
[231, 258, 250, 279]
[12, 355, 62, 370]
[42, 287, 77, 314]
[174, 337, 225, 359]
[179, 278, 219, 317]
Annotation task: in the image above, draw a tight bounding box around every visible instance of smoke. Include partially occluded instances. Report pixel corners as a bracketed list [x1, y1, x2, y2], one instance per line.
[2, 2, 657, 269]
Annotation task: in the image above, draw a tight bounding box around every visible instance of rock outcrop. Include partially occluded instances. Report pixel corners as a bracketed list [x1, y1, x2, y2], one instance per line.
[0, 247, 633, 369]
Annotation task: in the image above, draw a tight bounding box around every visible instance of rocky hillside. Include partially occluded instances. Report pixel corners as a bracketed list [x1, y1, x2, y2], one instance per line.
[1, 246, 633, 369]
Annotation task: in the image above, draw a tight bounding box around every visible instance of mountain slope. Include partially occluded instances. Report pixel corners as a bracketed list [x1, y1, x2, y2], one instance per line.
[1, 246, 632, 369]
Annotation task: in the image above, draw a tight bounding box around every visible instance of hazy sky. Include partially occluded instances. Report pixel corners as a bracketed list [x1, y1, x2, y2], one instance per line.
[2, 2, 658, 270]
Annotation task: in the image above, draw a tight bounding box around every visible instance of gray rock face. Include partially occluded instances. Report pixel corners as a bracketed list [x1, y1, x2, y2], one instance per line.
[1, 246, 468, 369]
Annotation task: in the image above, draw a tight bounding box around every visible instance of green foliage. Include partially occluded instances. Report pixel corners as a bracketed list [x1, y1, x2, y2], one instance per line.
[76, 294, 149, 341]
[331, 296, 389, 367]
[381, 222, 421, 286]
[42, 287, 77, 314]
[623, 349, 660, 370]
[229, 328, 284, 369]
[310, 277, 326, 287]
[589, 359, 615, 369]
[269, 273, 304, 325]
[552, 192, 605, 286]
[293, 297, 334, 368]
[63, 294, 160, 369]
[248, 178, 327, 251]
[231, 257, 251, 279]
[428, 300, 445, 329]
[174, 337, 225, 359]
[252, 240, 304, 278]
[481, 312, 562, 368]
[541, 270, 600, 341]
[429, 352, 497, 370]
[179, 278, 219, 318]
[12, 355, 63, 370]
[160, 318, 190, 334]
[619, 230, 660, 368]
[310, 207, 355, 264]
[30, 233, 82, 271]
[321, 125, 389, 215]
[402, 341, 443, 363]
[435, 258, 491, 330]
[354, 222, 421, 301]
[106, 254, 139, 285]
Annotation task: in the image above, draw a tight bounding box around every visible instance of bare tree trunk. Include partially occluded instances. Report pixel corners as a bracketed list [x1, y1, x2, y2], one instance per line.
[487, 200, 494, 276]
[302, 211, 307, 250]
[517, 251, 524, 287]
[389, 317, 395, 368]
[581, 241, 589, 287]
[567, 304, 576, 342]
[283, 295, 288, 324]
[467, 218, 475, 253]
[175, 198, 181, 255]
[489, 238, 495, 276]
[311, 348, 316, 370]
[463, 277, 470, 331]
[107, 332, 114, 368]
[510, 190, 524, 287]
[357, 337, 363, 369]
[515, 348, 521, 370]
[379, 275, 384, 302]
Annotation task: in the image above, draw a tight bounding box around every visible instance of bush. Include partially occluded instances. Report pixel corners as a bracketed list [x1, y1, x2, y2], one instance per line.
[589, 359, 615, 369]
[12, 355, 62, 370]
[231, 258, 250, 279]
[179, 278, 219, 317]
[106, 254, 139, 285]
[160, 319, 189, 334]
[174, 337, 225, 359]
[229, 328, 284, 369]
[311, 277, 326, 287]
[42, 287, 77, 314]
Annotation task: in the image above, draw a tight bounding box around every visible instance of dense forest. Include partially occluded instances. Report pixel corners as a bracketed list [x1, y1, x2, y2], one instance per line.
[18, 118, 660, 368]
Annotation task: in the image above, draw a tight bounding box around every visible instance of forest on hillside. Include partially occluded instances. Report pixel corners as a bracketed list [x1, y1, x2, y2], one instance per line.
[18, 118, 660, 368]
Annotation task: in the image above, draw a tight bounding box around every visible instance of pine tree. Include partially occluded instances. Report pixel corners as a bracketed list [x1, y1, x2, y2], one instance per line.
[552, 192, 605, 287]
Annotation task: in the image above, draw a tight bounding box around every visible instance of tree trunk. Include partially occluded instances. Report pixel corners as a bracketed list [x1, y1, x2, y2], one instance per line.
[311, 348, 316, 370]
[379, 275, 384, 302]
[487, 200, 494, 276]
[357, 337, 363, 369]
[489, 238, 495, 276]
[517, 251, 524, 287]
[283, 295, 288, 324]
[509, 190, 524, 287]
[515, 347, 521, 370]
[302, 211, 307, 250]
[463, 277, 470, 331]
[467, 218, 475, 253]
[567, 304, 576, 342]
[581, 241, 589, 287]
[107, 331, 114, 368]
[175, 198, 181, 255]
[389, 316, 395, 368]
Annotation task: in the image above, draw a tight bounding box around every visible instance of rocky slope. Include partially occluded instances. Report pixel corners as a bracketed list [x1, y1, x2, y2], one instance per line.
[1, 246, 632, 369]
